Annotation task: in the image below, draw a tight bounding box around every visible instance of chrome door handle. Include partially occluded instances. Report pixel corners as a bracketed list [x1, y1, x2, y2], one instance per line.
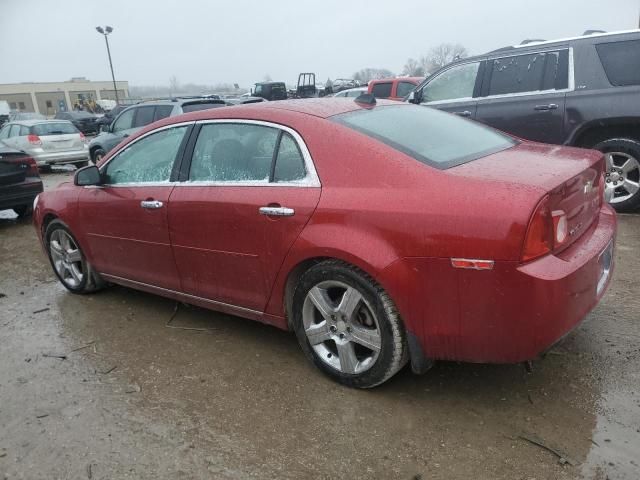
[140, 200, 164, 209]
[534, 103, 558, 111]
[259, 206, 295, 217]
[453, 110, 472, 117]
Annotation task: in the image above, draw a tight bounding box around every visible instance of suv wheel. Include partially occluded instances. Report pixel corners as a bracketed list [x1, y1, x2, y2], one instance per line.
[594, 138, 640, 212]
[91, 148, 106, 164]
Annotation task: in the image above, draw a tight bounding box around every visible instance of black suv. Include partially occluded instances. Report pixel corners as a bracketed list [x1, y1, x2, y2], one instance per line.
[409, 30, 640, 212]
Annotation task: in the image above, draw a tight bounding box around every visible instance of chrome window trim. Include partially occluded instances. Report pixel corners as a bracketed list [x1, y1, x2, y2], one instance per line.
[421, 48, 574, 106]
[175, 118, 321, 188]
[97, 121, 195, 187]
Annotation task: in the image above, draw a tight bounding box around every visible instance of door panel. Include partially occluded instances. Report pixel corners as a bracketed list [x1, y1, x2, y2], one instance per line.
[78, 186, 180, 289]
[168, 186, 320, 311]
[427, 100, 478, 119]
[475, 92, 566, 144]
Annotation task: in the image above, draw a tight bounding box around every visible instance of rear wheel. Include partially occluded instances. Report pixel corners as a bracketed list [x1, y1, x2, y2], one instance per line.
[593, 138, 640, 212]
[292, 260, 408, 388]
[39, 165, 52, 173]
[75, 160, 89, 168]
[45, 220, 105, 294]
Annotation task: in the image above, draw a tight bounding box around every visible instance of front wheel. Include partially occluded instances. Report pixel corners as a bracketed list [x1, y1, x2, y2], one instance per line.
[45, 220, 106, 294]
[594, 138, 640, 212]
[91, 148, 106, 164]
[13, 205, 32, 218]
[292, 260, 408, 388]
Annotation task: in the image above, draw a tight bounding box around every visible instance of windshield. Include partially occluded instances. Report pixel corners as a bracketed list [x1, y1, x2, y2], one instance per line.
[333, 105, 516, 169]
[31, 122, 78, 136]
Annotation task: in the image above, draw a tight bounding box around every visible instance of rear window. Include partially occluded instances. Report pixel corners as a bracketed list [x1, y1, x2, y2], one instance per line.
[181, 102, 226, 113]
[31, 122, 78, 136]
[371, 82, 392, 98]
[333, 105, 516, 169]
[596, 39, 640, 86]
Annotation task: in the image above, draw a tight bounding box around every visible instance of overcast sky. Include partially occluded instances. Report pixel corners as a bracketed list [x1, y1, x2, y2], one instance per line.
[1, 0, 638, 88]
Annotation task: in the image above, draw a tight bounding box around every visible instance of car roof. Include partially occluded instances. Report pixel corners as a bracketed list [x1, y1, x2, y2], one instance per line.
[4, 119, 74, 127]
[369, 77, 424, 84]
[173, 98, 404, 121]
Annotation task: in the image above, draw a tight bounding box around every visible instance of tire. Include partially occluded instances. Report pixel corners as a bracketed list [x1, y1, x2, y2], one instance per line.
[39, 165, 52, 173]
[593, 138, 640, 212]
[13, 205, 32, 218]
[91, 148, 106, 164]
[292, 260, 408, 388]
[44, 220, 106, 294]
[75, 161, 89, 169]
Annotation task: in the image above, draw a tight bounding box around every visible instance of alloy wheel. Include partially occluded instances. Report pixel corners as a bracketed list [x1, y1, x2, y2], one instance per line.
[604, 151, 640, 203]
[49, 229, 85, 288]
[302, 280, 382, 375]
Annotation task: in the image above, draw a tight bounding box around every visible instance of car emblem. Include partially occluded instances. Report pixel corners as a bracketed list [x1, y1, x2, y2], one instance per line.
[583, 181, 593, 194]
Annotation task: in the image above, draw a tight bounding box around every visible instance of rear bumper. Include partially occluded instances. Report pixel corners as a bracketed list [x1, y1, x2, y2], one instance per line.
[381, 205, 617, 364]
[0, 178, 43, 209]
[32, 149, 89, 165]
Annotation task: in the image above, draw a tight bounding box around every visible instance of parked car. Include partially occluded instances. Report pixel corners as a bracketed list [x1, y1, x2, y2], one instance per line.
[88, 98, 227, 162]
[408, 29, 640, 211]
[331, 78, 362, 93]
[251, 82, 288, 101]
[368, 77, 424, 100]
[95, 104, 129, 128]
[9, 112, 47, 122]
[225, 96, 268, 105]
[54, 111, 100, 135]
[333, 87, 367, 98]
[0, 143, 43, 217]
[0, 120, 89, 169]
[34, 99, 615, 388]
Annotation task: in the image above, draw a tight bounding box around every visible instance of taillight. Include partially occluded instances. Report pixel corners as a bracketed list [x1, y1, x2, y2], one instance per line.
[80, 132, 87, 143]
[522, 196, 569, 262]
[27, 134, 42, 146]
[522, 196, 553, 261]
[25, 157, 39, 177]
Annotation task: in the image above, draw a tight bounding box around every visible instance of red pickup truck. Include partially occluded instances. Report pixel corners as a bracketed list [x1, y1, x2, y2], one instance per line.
[368, 77, 424, 101]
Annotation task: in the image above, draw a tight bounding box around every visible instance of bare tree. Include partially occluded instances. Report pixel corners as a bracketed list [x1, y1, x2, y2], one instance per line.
[169, 75, 180, 96]
[352, 68, 395, 83]
[419, 43, 468, 75]
[402, 58, 425, 77]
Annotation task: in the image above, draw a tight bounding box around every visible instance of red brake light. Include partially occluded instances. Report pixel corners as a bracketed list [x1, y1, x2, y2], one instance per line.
[25, 157, 39, 177]
[522, 196, 553, 262]
[27, 134, 42, 146]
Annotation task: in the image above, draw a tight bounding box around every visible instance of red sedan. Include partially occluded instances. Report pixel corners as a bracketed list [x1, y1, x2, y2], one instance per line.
[33, 98, 616, 388]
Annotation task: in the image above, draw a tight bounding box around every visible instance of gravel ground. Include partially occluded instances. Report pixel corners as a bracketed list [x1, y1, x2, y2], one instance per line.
[0, 169, 638, 479]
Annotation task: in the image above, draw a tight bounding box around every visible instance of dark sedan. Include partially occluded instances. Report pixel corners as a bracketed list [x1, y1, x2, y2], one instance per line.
[55, 111, 100, 135]
[0, 144, 43, 217]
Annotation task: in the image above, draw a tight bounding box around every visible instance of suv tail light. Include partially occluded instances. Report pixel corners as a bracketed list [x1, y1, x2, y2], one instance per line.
[521, 196, 569, 262]
[79, 132, 87, 143]
[27, 134, 42, 146]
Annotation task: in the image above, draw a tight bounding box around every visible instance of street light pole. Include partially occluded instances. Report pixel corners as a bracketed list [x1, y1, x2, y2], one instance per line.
[96, 26, 119, 105]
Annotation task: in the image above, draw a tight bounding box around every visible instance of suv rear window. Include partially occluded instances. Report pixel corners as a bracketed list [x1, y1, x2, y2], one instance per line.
[31, 122, 78, 136]
[333, 105, 516, 169]
[596, 39, 640, 86]
[181, 102, 226, 113]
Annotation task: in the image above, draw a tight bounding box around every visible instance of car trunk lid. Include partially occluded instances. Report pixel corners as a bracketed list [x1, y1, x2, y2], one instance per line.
[0, 150, 31, 185]
[449, 142, 604, 250]
[41, 133, 83, 151]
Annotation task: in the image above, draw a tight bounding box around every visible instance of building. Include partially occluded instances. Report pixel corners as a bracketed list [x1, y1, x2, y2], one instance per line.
[0, 78, 129, 115]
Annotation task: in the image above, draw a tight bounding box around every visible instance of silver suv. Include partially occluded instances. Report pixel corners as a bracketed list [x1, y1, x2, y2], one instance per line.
[88, 98, 226, 162]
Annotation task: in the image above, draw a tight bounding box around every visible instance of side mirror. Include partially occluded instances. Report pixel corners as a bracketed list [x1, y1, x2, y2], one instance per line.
[74, 165, 101, 186]
[408, 89, 423, 104]
[100, 123, 110, 133]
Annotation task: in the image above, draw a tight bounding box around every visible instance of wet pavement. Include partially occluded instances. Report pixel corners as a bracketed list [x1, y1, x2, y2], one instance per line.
[0, 169, 638, 479]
